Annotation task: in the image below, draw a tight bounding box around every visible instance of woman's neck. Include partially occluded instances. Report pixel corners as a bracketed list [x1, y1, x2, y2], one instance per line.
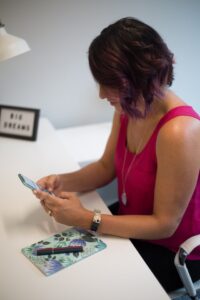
[139, 89, 186, 120]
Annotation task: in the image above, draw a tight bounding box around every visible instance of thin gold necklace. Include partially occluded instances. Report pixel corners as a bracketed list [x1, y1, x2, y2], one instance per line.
[121, 123, 146, 206]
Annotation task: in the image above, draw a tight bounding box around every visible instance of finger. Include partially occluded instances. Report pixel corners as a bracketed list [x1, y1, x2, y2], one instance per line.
[47, 175, 58, 192]
[43, 205, 53, 217]
[35, 190, 61, 210]
[36, 179, 47, 190]
[33, 189, 43, 199]
[40, 199, 49, 211]
[40, 199, 48, 213]
[47, 209, 53, 217]
[40, 199, 54, 217]
[40, 199, 45, 207]
[33, 189, 51, 202]
[36, 175, 55, 191]
[58, 191, 76, 199]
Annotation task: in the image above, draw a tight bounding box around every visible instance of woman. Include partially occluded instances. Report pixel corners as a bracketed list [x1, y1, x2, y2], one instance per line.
[34, 17, 200, 292]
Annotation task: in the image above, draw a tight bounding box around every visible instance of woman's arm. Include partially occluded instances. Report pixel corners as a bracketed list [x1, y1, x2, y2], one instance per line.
[98, 116, 200, 239]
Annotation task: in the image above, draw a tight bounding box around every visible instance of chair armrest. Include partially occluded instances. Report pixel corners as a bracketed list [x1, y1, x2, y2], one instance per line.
[179, 235, 200, 259]
[174, 235, 200, 298]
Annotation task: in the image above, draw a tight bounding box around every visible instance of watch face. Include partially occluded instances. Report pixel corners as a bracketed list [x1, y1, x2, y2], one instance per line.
[91, 211, 101, 232]
[94, 215, 101, 223]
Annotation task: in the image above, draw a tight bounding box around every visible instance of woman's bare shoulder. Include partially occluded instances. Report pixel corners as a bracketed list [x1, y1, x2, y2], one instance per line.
[157, 114, 200, 166]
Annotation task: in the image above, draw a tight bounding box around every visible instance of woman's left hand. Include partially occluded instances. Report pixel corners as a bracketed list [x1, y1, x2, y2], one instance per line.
[33, 190, 90, 227]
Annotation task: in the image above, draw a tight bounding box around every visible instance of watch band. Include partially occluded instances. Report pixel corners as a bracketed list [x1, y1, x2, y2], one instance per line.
[90, 209, 101, 232]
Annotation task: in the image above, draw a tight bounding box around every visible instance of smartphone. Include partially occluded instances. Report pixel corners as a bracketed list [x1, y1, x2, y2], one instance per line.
[18, 173, 52, 194]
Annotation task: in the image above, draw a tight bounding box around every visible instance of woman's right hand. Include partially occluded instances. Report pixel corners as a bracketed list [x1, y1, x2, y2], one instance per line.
[36, 174, 63, 195]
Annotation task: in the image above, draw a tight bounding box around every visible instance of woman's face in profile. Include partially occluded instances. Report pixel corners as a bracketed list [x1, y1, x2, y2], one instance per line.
[98, 84, 147, 116]
[99, 85, 122, 112]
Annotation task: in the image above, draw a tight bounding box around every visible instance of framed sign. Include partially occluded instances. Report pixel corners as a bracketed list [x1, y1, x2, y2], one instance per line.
[0, 105, 40, 141]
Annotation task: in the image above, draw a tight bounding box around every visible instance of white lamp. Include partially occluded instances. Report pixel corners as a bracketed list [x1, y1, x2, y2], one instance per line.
[0, 21, 30, 62]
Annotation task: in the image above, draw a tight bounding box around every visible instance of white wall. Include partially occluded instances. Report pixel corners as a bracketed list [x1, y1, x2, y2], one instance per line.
[0, 0, 200, 129]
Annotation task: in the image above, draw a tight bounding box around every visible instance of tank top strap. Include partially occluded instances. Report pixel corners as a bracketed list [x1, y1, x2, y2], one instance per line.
[154, 105, 200, 134]
[119, 107, 200, 152]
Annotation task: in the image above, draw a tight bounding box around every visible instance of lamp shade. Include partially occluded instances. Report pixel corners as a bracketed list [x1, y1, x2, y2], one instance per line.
[0, 23, 30, 62]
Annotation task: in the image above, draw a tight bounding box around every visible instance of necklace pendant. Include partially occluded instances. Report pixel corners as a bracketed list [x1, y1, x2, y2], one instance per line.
[122, 192, 127, 205]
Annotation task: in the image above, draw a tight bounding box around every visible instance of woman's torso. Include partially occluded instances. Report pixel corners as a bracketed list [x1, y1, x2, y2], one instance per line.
[114, 102, 200, 258]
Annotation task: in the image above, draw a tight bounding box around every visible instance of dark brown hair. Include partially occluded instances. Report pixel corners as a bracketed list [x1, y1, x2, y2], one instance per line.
[88, 17, 174, 117]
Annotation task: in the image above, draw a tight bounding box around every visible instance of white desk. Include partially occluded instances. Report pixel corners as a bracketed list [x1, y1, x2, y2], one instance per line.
[0, 118, 170, 300]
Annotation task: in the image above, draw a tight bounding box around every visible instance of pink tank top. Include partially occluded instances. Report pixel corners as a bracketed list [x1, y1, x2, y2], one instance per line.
[115, 106, 200, 259]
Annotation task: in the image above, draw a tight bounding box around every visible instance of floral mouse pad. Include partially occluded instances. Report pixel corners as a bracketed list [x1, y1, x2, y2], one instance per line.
[21, 227, 107, 276]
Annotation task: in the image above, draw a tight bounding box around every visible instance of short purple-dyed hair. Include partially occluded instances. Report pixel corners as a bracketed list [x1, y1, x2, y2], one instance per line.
[88, 17, 174, 117]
